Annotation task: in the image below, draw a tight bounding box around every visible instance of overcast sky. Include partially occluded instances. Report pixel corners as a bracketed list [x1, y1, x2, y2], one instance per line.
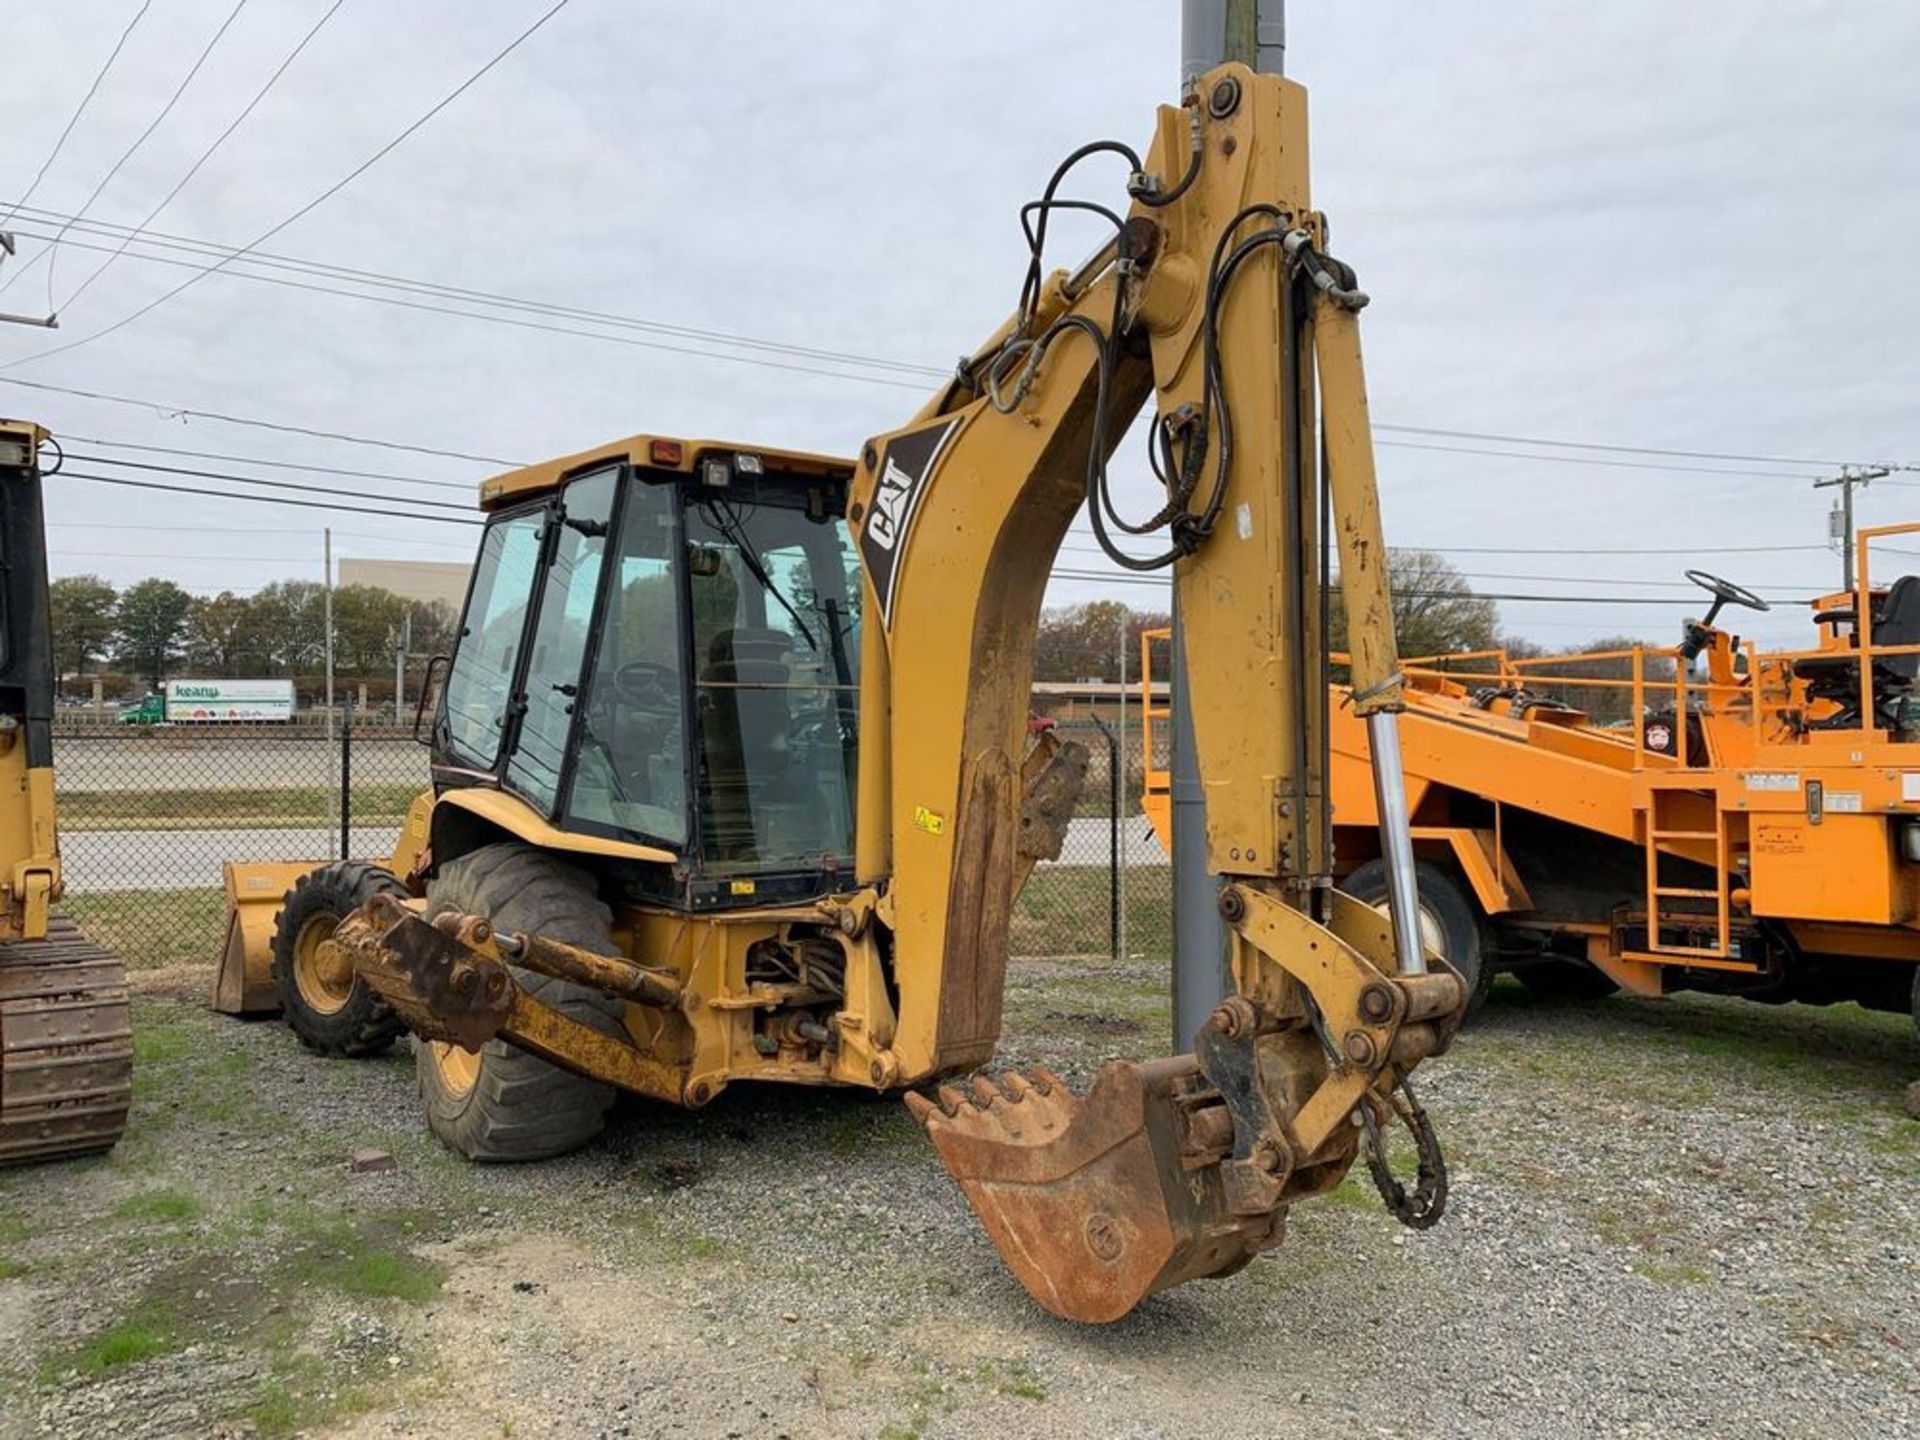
[3, 1, 1917, 650]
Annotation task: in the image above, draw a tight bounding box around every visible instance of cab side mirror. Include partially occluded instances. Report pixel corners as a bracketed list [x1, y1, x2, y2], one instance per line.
[414, 654, 451, 746]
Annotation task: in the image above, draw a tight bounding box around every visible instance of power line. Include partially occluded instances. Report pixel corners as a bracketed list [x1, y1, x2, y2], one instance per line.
[1370, 421, 1894, 472]
[0, 1, 155, 230]
[48, 518, 476, 548]
[59, 432, 455, 487]
[48, 0, 349, 313]
[65, 451, 477, 507]
[1373, 437, 1822, 482]
[1046, 566, 1816, 606]
[59, 469, 482, 526]
[4, 225, 935, 392]
[5, 204, 946, 379]
[2, 1, 251, 309]
[0, 375, 517, 463]
[4, 0, 576, 372]
[18, 208, 1917, 477]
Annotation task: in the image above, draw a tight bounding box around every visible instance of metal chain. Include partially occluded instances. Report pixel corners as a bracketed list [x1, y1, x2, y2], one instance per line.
[1358, 1075, 1449, 1230]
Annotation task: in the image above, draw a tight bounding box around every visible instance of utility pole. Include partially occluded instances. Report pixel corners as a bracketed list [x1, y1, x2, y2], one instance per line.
[1170, 0, 1284, 1049]
[1815, 465, 1890, 590]
[394, 610, 412, 721]
[323, 528, 336, 728]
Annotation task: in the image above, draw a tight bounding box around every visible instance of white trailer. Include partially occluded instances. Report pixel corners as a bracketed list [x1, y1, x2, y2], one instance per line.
[164, 678, 296, 723]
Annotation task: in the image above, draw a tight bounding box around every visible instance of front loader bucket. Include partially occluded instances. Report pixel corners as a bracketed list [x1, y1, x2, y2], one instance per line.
[212, 860, 324, 1015]
[907, 1056, 1283, 1323]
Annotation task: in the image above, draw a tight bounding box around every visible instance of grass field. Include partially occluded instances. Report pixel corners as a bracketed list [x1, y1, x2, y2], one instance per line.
[1011, 864, 1171, 959]
[65, 888, 229, 971]
[61, 783, 420, 832]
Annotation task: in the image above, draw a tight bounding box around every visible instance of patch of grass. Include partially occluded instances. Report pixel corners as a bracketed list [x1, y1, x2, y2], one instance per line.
[984, 1358, 1047, 1401]
[282, 1222, 442, 1304]
[0, 1257, 30, 1281]
[65, 888, 228, 972]
[115, 1189, 201, 1225]
[1012, 865, 1170, 959]
[44, 1303, 180, 1381]
[1631, 1257, 1710, 1286]
[242, 1354, 376, 1438]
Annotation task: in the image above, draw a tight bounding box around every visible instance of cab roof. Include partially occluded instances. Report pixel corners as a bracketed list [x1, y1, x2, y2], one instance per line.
[479, 434, 856, 512]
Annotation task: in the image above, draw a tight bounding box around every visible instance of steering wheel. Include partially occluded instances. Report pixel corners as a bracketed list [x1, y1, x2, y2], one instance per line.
[612, 661, 679, 713]
[1684, 570, 1770, 614]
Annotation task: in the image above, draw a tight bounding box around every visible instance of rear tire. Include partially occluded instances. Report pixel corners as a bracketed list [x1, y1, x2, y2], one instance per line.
[1340, 859, 1494, 1015]
[271, 861, 408, 1057]
[415, 842, 625, 1162]
[1516, 959, 1621, 1002]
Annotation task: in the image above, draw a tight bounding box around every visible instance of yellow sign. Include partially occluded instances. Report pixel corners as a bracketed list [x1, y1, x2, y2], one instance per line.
[729, 879, 757, 896]
[912, 805, 946, 836]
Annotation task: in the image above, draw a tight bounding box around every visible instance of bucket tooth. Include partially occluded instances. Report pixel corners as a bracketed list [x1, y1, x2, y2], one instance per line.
[908, 1057, 1283, 1323]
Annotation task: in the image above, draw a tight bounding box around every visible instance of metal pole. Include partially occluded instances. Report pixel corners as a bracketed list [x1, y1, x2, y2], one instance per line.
[1098, 719, 1120, 961]
[323, 528, 336, 727]
[1172, 0, 1284, 1048]
[340, 692, 353, 861]
[1842, 479, 1855, 591]
[1366, 712, 1428, 976]
[1116, 612, 1129, 961]
[395, 610, 411, 721]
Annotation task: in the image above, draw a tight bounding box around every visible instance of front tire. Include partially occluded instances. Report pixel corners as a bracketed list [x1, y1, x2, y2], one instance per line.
[1340, 859, 1494, 1015]
[416, 843, 626, 1162]
[271, 861, 408, 1057]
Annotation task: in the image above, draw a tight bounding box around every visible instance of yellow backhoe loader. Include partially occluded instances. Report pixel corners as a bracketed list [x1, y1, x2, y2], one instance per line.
[220, 65, 1464, 1321]
[0, 419, 132, 1166]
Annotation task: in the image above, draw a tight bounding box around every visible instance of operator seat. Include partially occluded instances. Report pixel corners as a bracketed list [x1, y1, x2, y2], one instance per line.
[1793, 574, 1920, 729]
[699, 626, 795, 857]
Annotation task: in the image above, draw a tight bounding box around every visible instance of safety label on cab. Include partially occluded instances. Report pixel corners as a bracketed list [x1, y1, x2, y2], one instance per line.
[1744, 771, 1800, 792]
[912, 805, 946, 836]
[1827, 791, 1864, 813]
[1903, 773, 1920, 803]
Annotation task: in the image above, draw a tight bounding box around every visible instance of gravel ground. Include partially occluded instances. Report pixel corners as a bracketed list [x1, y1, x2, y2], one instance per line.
[2, 958, 1914, 1440]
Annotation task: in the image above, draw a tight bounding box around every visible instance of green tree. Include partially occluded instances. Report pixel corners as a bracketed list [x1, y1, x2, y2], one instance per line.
[246, 581, 327, 675]
[47, 574, 118, 695]
[183, 591, 251, 675]
[1033, 601, 1171, 683]
[407, 598, 458, 658]
[1330, 549, 1498, 660]
[114, 578, 195, 687]
[331, 584, 409, 675]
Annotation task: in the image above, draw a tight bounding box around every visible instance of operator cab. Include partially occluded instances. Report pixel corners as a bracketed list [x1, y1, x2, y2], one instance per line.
[1796, 575, 1920, 732]
[431, 436, 861, 910]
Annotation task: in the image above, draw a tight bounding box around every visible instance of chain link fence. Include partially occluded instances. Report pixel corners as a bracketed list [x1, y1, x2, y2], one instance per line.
[54, 717, 428, 972]
[1010, 719, 1170, 962]
[52, 711, 1173, 976]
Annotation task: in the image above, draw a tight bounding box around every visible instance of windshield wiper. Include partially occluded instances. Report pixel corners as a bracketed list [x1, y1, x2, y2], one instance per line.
[699, 497, 817, 649]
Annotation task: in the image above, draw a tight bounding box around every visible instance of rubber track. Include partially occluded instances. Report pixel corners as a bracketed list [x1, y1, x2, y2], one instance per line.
[0, 916, 132, 1166]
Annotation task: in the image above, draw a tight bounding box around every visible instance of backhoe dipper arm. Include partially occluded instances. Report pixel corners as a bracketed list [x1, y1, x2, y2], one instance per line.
[850, 64, 1462, 1321]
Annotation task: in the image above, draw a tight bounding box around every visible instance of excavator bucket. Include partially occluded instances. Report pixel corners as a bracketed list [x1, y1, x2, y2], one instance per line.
[907, 1056, 1283, 1323]
[211, 860, 322, 1015]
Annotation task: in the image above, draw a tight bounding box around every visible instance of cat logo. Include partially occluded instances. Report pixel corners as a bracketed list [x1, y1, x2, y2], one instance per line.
[857, 417, 962, 627]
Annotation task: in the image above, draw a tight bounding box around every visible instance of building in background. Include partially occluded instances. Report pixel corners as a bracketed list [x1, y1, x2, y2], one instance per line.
[338, 558, 471, 611]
